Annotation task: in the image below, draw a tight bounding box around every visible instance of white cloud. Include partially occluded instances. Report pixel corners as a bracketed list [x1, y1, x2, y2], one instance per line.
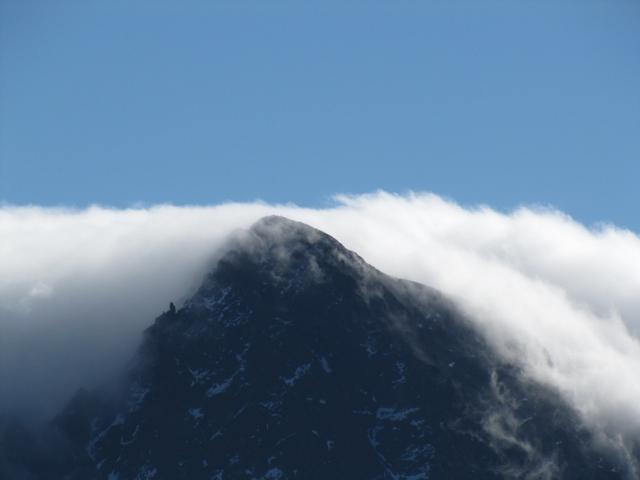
[2, 192, 640, 457]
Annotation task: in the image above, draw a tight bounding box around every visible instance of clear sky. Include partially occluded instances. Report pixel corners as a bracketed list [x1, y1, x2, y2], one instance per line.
[1, 1, 639, 228]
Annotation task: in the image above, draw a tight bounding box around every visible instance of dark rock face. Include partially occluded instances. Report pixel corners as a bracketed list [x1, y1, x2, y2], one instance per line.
[1, 217, 627, 479]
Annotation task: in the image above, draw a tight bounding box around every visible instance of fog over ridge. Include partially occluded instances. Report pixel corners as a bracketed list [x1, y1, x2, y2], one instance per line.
[2, 191, 640, 456]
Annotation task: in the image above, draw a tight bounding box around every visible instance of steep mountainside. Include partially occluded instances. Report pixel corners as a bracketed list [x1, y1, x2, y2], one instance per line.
[1, 216, 626, 479]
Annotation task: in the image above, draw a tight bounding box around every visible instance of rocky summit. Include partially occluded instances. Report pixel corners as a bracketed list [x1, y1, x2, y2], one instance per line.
[1, 217, 627, 479]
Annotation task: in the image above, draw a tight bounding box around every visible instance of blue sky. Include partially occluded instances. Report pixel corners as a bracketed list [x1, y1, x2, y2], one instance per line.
[1, 0, 639, 228]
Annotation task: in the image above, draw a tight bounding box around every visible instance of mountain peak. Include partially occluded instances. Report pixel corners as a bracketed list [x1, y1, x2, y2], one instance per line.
[244, 215, 353, 262]
[250, 214, 312, 233]
[4, 219, 625, 479]
[194, 216, 369, 302]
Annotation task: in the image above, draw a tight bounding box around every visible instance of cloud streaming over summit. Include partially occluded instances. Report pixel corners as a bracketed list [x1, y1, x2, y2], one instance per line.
[2, 192, 640, 454]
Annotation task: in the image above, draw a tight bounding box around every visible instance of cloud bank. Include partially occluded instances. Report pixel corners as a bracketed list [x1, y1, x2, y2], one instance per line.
[2, 192, 640, 457]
